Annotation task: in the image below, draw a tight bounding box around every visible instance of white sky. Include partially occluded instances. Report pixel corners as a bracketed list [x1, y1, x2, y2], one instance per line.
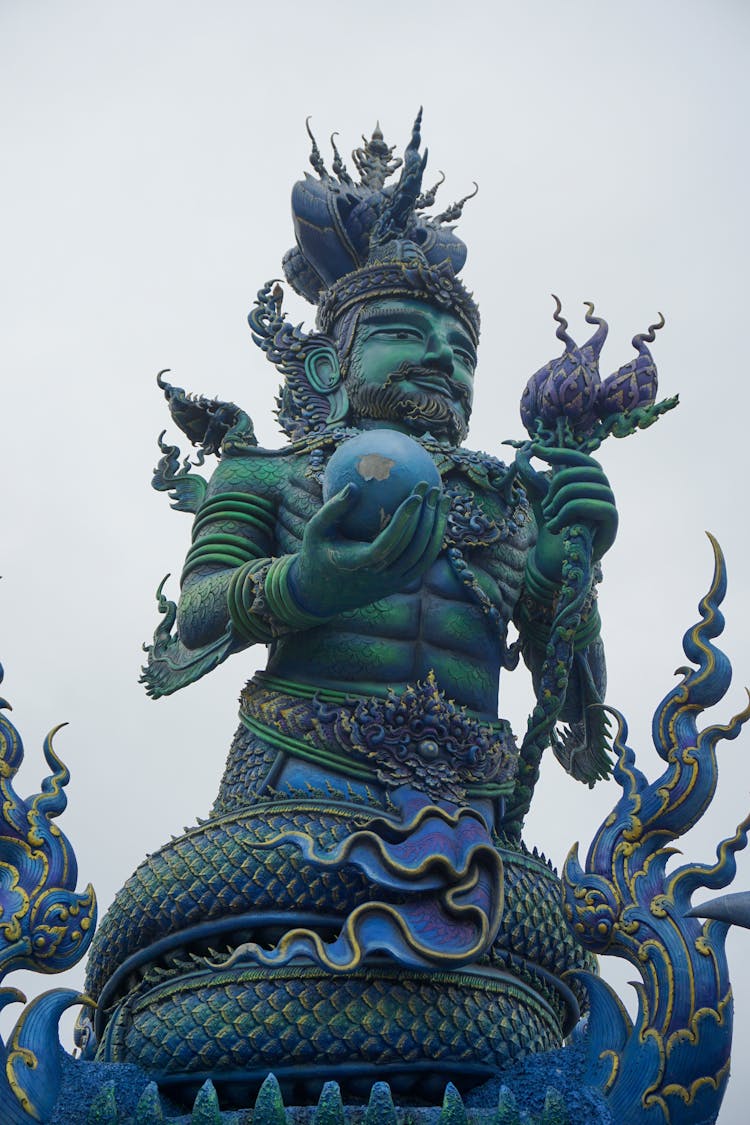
[1, 1, 749, 1119]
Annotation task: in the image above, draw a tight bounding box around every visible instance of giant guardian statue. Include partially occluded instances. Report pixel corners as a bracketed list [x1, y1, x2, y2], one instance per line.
[1, 114, 744, 1125]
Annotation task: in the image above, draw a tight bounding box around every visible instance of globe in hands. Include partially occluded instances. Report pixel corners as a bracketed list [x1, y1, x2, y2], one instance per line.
[323, 430, 442, 541]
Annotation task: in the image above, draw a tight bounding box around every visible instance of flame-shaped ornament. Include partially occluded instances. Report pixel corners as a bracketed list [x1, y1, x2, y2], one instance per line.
[0, 662, 96, 1124]
[563, 537, 750, 1125]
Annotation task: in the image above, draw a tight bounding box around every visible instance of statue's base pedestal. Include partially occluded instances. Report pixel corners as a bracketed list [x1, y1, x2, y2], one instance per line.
[98, 962, 563, 1106]
[52, 1041, 615, 1124]
[84, 800, 593, 1109]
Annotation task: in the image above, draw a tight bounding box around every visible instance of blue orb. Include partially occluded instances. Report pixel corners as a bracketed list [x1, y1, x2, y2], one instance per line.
[323, 429, 442, 541]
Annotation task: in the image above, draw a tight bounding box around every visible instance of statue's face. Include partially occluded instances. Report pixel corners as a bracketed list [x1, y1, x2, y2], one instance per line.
[344, 297, 477, 444]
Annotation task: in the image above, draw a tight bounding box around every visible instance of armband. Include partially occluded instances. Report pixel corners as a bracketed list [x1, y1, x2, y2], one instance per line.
[517, 555, 601, 652]
[264, 554, 331, 630]
[227, 555, 330, 643]
[182, 491, 276, 582]
[227, 560, 275, 643]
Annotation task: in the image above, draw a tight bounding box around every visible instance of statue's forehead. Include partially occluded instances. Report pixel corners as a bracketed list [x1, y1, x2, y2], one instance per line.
[358, 297, 468, 331]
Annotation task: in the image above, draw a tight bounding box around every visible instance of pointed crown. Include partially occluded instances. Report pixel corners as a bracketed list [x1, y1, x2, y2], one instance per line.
[282, 111, 481, 344]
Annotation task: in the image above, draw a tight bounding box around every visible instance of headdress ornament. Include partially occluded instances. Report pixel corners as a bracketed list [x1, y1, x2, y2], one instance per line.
[282, 111, 481, 344]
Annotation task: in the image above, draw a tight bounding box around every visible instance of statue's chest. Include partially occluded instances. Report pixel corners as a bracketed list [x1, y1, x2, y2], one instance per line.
[274, 467, 323, 550]
[442, 477, 530, 553]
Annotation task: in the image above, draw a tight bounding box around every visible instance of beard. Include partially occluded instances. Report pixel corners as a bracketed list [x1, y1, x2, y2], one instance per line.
[346, 362, 471, 446]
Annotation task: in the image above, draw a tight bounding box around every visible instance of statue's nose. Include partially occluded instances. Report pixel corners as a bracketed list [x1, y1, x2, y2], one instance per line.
[423, 333, 454, 373]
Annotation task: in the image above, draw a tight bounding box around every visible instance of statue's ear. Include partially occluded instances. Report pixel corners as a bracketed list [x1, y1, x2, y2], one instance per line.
[304, 345, 341, 393]
[304, 345, 350, 426]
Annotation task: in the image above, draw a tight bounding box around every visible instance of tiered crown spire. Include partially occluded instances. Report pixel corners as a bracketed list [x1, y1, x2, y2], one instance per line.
[281, 112, 481, 343]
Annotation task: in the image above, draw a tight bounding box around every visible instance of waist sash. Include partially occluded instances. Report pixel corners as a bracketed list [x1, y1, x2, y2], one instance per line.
[240, 671, 518, 803]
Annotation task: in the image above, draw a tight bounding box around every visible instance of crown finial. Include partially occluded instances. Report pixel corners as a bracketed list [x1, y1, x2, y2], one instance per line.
[330, 133, 352, 185]
[352, 123, 401, 189]
[369, 111, 428, 252]
[435, 181, 479, 225]
[305, 117, 330, 180]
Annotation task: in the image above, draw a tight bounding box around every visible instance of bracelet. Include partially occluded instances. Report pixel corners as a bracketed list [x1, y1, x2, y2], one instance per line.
[523, 554, 560, 607]
[516, 594, 601, 652]
[227, 560, 275, 644]
[264, 555, 331, 631]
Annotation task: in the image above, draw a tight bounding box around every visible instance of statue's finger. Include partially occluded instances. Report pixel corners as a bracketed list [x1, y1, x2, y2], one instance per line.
[514, 448, 550, 500]
[308, 483, 359, 538]
[391, 488, 443, 574]
[544, 497, 617, 530]
[545, 500, 619, 545]
[544, 466, 611, 497]
[543, 483, 616, 523]
[400, 497, 450, 584]
[530, 444, 600, 469]
[367, 493, 423, 570]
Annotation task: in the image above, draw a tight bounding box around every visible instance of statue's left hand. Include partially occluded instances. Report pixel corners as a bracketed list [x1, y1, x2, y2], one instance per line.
[520, 445, 618, 584]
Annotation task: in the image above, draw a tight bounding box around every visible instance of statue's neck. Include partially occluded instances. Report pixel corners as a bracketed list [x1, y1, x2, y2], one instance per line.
[354, 416, 454, 448]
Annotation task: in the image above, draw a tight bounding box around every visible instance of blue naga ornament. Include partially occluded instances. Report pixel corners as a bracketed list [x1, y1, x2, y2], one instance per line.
[0, 662, 96, 1124]
[564, 536, 750, 1125]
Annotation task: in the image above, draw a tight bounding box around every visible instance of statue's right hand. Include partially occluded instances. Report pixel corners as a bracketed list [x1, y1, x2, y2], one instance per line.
[288, 482, 449, 618]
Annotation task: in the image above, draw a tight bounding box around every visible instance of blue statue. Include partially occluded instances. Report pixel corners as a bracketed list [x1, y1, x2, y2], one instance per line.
[75, 111, 683, 1108]
[1, 111, 744, 1124]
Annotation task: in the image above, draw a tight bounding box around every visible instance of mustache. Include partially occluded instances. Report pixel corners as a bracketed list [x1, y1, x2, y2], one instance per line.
[385, 363, 473, 411]
[347, 378, 469, 445]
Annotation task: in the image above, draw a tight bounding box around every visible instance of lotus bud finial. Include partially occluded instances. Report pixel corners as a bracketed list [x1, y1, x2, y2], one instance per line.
[520, 297, 602, 436]
[521, 300, 671, 448]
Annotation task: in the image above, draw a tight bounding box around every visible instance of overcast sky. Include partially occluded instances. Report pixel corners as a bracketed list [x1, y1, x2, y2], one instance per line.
[2, 1, 750, 1118]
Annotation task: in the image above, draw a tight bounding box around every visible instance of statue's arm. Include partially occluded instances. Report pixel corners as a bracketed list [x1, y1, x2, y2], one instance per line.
[142, 453, 287, 698]
[511, 507, 611, 785]
[175, 454, 287, 652]
[513, 556, 607, 724]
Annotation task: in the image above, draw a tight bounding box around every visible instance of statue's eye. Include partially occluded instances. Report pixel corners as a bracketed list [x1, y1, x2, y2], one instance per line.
[370, 326, 422, 342]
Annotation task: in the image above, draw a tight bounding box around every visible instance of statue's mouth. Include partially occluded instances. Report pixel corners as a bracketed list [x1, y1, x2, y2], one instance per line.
[409, 373, 453, 398]
[385, 363, 456, 400]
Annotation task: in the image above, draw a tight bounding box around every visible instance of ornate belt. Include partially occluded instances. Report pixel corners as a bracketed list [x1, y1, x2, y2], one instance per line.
[239, 671, 518, 804]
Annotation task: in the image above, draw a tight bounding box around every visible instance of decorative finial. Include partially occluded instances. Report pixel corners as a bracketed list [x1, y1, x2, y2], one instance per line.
[330, 133, 352, 185]
[551, 294, 575, 351]
[434, 181, 479, 225]
[306, 117, 329, 180]
[369, 110, 428, 251]
[582, 301, 609, 358]
[352, 122, 402, 189]
[632, 312, 665, 355]
[416, 170, 445, 211]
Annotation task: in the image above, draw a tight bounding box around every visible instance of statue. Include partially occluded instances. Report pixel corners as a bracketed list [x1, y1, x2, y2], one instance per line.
[77, 112, 623, 1100]
[147, 111, 620, 827]
[0, 110, 747, 1125]
[50, 110, 740, 1125]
